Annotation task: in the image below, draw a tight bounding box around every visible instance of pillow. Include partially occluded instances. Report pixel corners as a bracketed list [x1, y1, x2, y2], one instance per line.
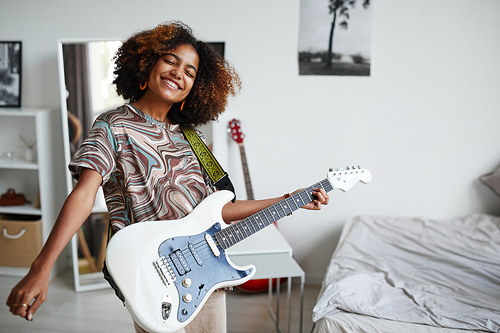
[480, 166, 500, 197]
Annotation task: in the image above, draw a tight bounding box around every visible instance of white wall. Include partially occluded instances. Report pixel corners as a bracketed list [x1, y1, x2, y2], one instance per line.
[1, 0, 499, 284]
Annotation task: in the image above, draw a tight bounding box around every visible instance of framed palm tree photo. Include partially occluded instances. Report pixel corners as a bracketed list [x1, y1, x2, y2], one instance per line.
[299, 0, 372, 76]
[0, 41, 22, 107]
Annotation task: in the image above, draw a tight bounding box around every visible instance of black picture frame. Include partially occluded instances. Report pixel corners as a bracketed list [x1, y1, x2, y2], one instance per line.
[0, 41, 22, 107]
[208, 42, 225, 59]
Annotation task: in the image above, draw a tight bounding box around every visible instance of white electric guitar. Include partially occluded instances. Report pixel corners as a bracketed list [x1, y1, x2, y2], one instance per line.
[105, 167, 372, 333]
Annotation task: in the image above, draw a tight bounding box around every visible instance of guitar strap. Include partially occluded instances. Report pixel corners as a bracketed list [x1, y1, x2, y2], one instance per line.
[181, 126, 236, 203]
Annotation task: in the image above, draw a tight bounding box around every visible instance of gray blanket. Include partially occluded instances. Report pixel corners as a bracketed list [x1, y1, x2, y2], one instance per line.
[313, 214, 500, 332]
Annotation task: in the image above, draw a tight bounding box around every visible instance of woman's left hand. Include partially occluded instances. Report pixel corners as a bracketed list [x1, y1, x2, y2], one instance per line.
[294, 188, 329, 210]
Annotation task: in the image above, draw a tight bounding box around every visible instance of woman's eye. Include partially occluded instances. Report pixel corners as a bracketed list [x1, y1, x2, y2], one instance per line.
[185, 70, 195, 78]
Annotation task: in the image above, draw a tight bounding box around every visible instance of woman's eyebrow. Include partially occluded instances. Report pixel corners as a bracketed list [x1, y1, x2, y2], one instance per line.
[166, 53, 198, 73]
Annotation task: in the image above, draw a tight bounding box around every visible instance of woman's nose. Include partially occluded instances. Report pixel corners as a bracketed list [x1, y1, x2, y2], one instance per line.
[171, 67, 182, 79]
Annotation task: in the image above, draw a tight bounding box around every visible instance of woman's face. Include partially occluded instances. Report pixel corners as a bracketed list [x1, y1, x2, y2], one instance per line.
[147, 44, 199, 106]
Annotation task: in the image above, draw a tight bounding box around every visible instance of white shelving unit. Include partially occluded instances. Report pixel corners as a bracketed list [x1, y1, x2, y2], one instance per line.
[0, 107, 66, 277]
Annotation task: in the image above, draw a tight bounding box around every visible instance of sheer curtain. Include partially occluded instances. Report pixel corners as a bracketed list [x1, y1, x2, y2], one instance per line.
[62, 43, 93, 153]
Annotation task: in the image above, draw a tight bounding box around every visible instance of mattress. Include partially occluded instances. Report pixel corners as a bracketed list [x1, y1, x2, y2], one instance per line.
[312, 214, 500, 333]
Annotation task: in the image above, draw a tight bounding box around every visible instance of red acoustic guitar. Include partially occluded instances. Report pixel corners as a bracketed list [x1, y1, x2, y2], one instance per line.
[228, 119, 282, 293]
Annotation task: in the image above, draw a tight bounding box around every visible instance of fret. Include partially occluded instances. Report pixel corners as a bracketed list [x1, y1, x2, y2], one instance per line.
[263, 208, 275, 225]
[309, 183, 319, 201]
[321, 178, 333, 192]
[258, 210, 271, 227]
[239, 221, 251, 238]
[245, 216, 255, 234]
[268, 206, 280, 221]
[246, 216, 257, 234]
[232, 227, 241, 244]
[247, 217, 259, 234]
[306, 186, 316, 199]
[227, 227, 238, 246]
[273, 205, 282, 219]
[286, 198, 295, 213]
[222, 228, 235, 247]
[291, 192, 305, 209]
[232, 224, 244, 242]
[232, 224, 243, 243]
[215, 232, 228, 249]
[246, 221, 255, 236]
[294, 191, 307, 207]
[239, 224, 248, 241]
[276, 201, 288, 217]
[287, 196, 300, 211]
[276, 203, 287, 219]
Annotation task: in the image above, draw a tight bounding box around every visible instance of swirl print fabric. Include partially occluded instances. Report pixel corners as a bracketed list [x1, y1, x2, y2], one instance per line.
[69, 104, 215, 234]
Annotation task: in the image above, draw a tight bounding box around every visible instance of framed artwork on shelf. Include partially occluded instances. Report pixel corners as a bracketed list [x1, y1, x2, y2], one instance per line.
[0, 41, 22, 107]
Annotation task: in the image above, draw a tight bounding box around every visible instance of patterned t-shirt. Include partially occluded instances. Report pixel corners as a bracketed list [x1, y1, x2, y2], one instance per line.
[69, 104, 216, 234]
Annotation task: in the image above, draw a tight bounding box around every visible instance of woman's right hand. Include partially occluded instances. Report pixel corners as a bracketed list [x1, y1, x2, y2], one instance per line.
[6, 167, 103, 321]
[6, 264, 50, 321]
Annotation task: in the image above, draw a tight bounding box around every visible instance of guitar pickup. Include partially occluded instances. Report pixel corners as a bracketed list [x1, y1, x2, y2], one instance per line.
[170, 249, 191, 275]
[188, 243, 203, 266]
[205, 233, 220, 257]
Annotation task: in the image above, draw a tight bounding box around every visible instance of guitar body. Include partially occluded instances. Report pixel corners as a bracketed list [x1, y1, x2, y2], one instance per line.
[105, 190, 255, 333]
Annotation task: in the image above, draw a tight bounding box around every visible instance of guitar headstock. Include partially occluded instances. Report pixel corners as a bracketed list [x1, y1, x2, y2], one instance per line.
[228, 119, 244, 144]
[327, 166, 372, 192]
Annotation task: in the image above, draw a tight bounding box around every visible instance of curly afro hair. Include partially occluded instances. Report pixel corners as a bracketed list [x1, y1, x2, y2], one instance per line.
[113, 21, 241, 127]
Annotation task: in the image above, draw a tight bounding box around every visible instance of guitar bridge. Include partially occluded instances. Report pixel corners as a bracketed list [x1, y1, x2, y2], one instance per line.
[153, 256, 176, 287]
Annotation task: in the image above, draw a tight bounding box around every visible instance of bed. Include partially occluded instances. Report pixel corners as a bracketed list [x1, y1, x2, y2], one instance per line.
[312, 165, 500, 333]
[312, 213, 500, 333]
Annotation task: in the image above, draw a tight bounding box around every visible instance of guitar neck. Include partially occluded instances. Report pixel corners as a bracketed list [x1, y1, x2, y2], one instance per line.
[214, 178, 333, 250]
[238, 144, 254, 200]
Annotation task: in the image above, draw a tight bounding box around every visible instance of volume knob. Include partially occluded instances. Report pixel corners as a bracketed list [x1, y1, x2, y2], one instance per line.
[182, 293, 192, 303]
[182, 278, 192, 288]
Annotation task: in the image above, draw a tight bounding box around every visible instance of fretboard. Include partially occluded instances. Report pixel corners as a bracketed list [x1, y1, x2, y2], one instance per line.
[238, 144, 254, 200]
[214, 178, 333, 250]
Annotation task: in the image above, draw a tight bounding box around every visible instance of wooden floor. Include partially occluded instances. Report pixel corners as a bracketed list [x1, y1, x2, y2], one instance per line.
[0, 270, 320, 333]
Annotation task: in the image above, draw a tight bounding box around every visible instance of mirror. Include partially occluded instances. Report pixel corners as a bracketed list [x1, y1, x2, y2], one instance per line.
[57, 39, 217, 291]
[57, 39, 124, 291]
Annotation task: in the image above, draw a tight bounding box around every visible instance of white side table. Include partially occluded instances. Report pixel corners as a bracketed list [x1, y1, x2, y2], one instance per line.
[228, 225, 305, 333]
